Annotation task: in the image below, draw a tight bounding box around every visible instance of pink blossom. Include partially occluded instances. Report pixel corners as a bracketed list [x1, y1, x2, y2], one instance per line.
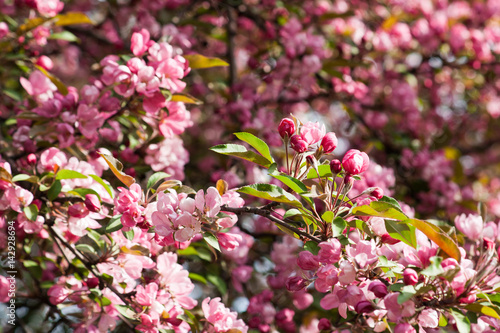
[300, 121, 326, 145]
[20, 71, 57, 102]
[159, 102, 193, 137]
[394, 323, 416, 333]
[455, 214, 483, 240]
[35, 0, 64, 16]
[218, 232, 243, 251]
[145, 136, 189, 180]
[384, 293, 416, 321]
[195, 187, 222, 217]
[0, 22, 9, 39]
[135, 282, 158, 306]
[418, 308, 439, 328]
[131, 29, 153, 56]
[3, 186, 34, 212]
[47, 284, 70, 304]
[18, 213, 44, 234]
[342, 149, 370, 175]
[38, 147, 67, 173]
[338, 260, 356, 285]
[318, 238, 341, 264]
[202, 297, 248, 333]
[346, 240, 378, 268]
[297, 251, 320, 271]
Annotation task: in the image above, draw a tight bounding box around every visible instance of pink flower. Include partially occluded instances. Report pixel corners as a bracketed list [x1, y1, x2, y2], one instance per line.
[394, 323, 416, 333]
[384, 293, 416, 321]
[418, 308, 439, 328]
[318, 238, 341, 264]
[403, 268, 419, 286]
[20, 71, 57, 102]
[195, 187, 222, 218]
[0, 22, 9, 39]
[455, 214, 483, 240]
[297, 251, 320, 271]
[18, 213, 44, 234]
[3, 186, 34, 212]
[38, 147, 67, 173]
[202, 297, 248, 333]
[131, 29, 153, 56]
[342, 149, 370, 175]
[300, 121, 326, 145]
[218, 232, 243, 251]
[290, 135, 308, 153]
[158, 102, 193, 137]
[338, 260, 356, 285]
[135, 282, 158, 306]
[47, 284, 70, 304]
[346, 240, 378, 268]
[35, 0, 64, 17]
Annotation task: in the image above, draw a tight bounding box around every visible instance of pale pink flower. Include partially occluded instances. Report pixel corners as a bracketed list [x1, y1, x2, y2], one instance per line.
[419, 308, 439, 328]
[3, 186, 33, 212]
[218, 232, 243, 251]
[346, 240, 378, 268]
[158, 102, 193, 137]
[300, 121, 326, 145]
[318, 238, 341, 264]
[38, 147, 67, 173]
[18, 213, 44, 234]
[202, 297, 248, 333]
[384, 293, 416, 321]
[35, 0, 64, 16]
[135, 283, 158, 306]
[20, 71, 57, 102]
[47, 284, 70, 304]
[338, 260, 356, 285]
[131, 29, 153, 56]
[195, 187, 222, 218]
[455, 214, 483, 240]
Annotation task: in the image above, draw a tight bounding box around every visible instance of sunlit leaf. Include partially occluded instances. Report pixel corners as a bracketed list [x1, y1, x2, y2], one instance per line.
[211, 144, 273, 168]
[184, 54, 229, 69]
[234, 132, 274, 163]
[98, 153, 135, 187]
[54, 12, 94, 26]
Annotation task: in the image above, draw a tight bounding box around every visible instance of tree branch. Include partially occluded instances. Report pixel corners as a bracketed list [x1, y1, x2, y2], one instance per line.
[221, 204, 322, 243]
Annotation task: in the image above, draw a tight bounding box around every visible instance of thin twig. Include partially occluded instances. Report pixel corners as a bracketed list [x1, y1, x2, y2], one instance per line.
[221, 204, 322, 243]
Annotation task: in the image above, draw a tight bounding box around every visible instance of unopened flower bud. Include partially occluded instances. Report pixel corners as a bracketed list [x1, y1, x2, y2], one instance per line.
[342, 149, 369, 175]
[68, 202, 89, 218]
[459, 294, 477, 304]
[306, 155, 318, 170]
[371, 187, 384, 200]
[355, 300, 374, 314]
[297, 251, 320, 271]
[330, 159, 342, 174]
[86, 277, 99, 289]
[290, 135, 308, 153]
[285, 276, 307, 292]
[320, 132, 338, 154]
[318, 318, 331, 331]
[36, 55, 54, 71]
[27, 153, 37, 165]
[368, 280, 388, 298]
[84, 194, 101, 213]
[403, 268, 418, 286]
[381, 233, 401, 244]
[278, 118, 296, 139]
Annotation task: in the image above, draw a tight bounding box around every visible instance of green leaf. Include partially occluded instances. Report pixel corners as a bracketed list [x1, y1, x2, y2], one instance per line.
[306, 164, 333, 179]
[465, 303, 500, 320]
[439, 313, 448, 326]
[270, 173, 307, 194]
[420, 256, 445, 277]
[54, 12, 94, 26]
[147, 172, 171, 189]
[122, 229, 135, 241]
[203, 232, 220, 252]
[398, 285, 416, 304]
[89, 174, 114, 198]
[105, 215, 123, 233]
[12, 174, 38, 183]
[378, 196, 403, 211]
[234, 132, 274, 163]
[207, 274, 227, 294]
[56, 169, 87, 180]
[184, 54, 229, 69]
[24, 260, 43, 279]
[75, 244, 97, 255]
[353, 201, 408, 221]
[189, 273, 208, 285]
[115, 305, 136, 320]
[405, 218, 461, 262]
[17, 17, 51, 34]
[68, 188, 101, 201]
[49, 31, 80, 42]
[23, 204, 39, 221]
[178, 247, 199, 256]
[47, 180, 62, 201]
[303, 241, 320, 255]
[331, 216, 347, 237]
[237, 184, 302, 209]
[385, 219, 417, 248]
[283, 209, 303, 219]
[450, 308, 471, 333]
[210, 144, 273, 168]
